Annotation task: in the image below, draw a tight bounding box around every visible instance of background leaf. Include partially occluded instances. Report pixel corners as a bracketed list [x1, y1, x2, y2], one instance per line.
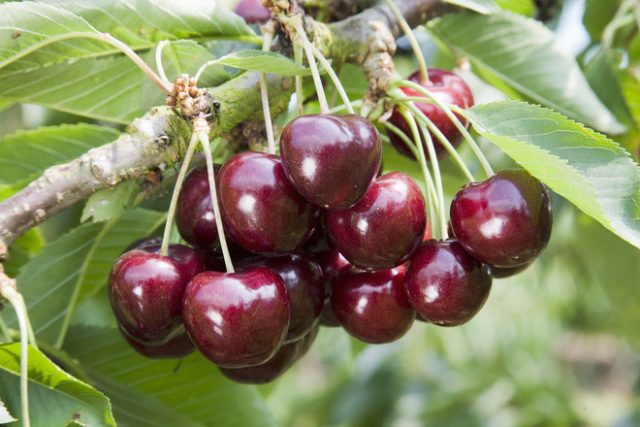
[441, 0, 499, 14]
[0, 398, 16, 424]
[82, 181, 139, 223]
[466, 100, 640, 249]
[428, 12, 626, 133]
[0, 343, 115, 427]
[212, 50, 312, 76]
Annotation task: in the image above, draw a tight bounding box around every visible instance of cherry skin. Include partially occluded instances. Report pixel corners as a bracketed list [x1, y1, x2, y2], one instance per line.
[121, 327, 194, 359]
[182, 267, 290, 368]
[388, 69, 474, 160]
[331, 266, 414, 343]
[234, 0, 271, 24]
[490, 261, 532, 279]
[450, 169, 553, 268]
[138, 244, 205, 280]
[176, 167, 220, 250]
[238, 253, 324, 342]
[314, 248, 352, 327]
[280, 114, 382, 210]
[405, 240, 492, 326]
[123, 236, 162, 253]
[109, 250, 192, 345]
[325, 172, 427, 270]
[218, 152, 320, 254]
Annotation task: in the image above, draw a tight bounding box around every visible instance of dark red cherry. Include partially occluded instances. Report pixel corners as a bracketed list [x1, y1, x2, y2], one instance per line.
[238, 253, 324, 342]
[450, 169, 553, 268]
[331, 266, 414, 343]
[121, 327, 194, 359]
[490, 261, 532, 279]
[388, 69, 474, 160]
[182, 267, 290, 368]
[405, 240, 492, 326]
[314, 248, 351, 327]
[176, 167, 220, 250]
[139, 244, 205, 279]
[109, 251, 191, 345]
[280, 114, 382, 210]
[218, 152, 320, 254]
[325, 172, 426, 270]
[123, 236, 162, 253]
[234, 0, 271, 24]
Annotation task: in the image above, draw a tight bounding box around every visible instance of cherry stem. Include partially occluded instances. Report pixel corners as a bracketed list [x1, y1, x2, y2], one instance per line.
[260, 26, 276, 154]
[396, 79, 494, 177]
[308, 44, 355, 114]
[382, 120, 439, 203]
[195, 119, 235, 274]
[294, 21, 330, 114]
[155, 40, 171, 85]
[384, 0, 430, 84]
[294, 42, 305, 116]
[0, 282, 30, 427]
[400, 108, 441, 237]
[159, 131, 199, 257]
[392, 93, 475, 182]
[329, 99, 363, 114]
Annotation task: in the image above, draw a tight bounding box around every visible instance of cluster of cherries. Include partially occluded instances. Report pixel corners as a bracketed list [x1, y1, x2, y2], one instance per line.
[108, 67, 552, 384]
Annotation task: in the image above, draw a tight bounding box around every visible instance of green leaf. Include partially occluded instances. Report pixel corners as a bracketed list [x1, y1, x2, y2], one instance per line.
[0, 40, 233, 123]
[583, 0, 622, 42]
[495, 0, 535, 15]
[2, 229, 45, 277]
[0, 343, 115, 427]
[466, 100, 640, 249]
[0, 398, 16, 424]
[212, 50, 312, 76]
[64, 326, 277, 427]
[8, 209, 165, 346]
[441, 0, 500, 14]
[0, 124, 119, 187]
[82, 181, 139, 223]
[429, 12, 626, 134]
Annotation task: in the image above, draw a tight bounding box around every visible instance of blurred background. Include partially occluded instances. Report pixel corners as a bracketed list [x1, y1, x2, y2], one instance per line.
[1, 0, 639, 426]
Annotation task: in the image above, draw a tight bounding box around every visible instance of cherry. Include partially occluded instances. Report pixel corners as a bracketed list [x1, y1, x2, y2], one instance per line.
[218, 152, 320, 254]
[325, 172, 426, 270]
[182, 267, 290, 368]
[280, 114, 382, 210]
[138, 243, 205, 280]
[314, 248, 351, 327]
[234, 0, 271, 24]
[388, 69, 474, 160]
[123, 236, 162, 253]
[450, 169, 552, 268]
[176, 167, 220, 250]
[405, 240, 492, 326]
[238, 253, 324, 342]
[331, 266, 414, 343]
[109, 250, 192, 345]
[121, 327, 194, 359]
[490, 261, 532, 279]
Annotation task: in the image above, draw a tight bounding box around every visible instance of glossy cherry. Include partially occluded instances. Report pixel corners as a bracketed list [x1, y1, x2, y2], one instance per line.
[450, 169, 553, 268]
[325, 172, 426, 270]
[331, 266, 414, 343]
[139, 244, 205, 280]
[234, 0, 271, 24]
[122, 327, 194, 359]
[218, 152, 320, 254]
[176, 167, 220, 249]
[109, 250, 192, 345]
[182, 267, 290, 368]
[280, 114, 382, 210]
[491, 261, 532, 279]
[124, 236, 162, 253]
[314, 248, 352, 327]
[405, 240, 492, 326]
[238, 253, 324, 342]
[388, 69, 474, 160]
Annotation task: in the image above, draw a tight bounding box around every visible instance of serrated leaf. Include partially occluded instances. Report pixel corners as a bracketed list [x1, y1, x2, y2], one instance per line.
[2, 228, 45, 277]
[429, 12, 626, 134]
[0, 343, 116, 427]
[64, 326, 277, 427]
[0, 124, 120, 187]
[82, 181, 139, 223]
[0, 40, 232, 123]
[8, 209, 165, 347]
[0, 398, 16, 424]
[441, 0, 500, 14]
[211, 50, 312, 76]
[466, 100, 640, 249]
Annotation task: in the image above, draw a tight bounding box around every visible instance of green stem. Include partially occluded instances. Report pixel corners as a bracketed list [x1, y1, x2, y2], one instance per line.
[396, 79, 494, 177]
[308, 44, 355, 114]
[260, 27, 276, 154]
[329, 100, 363, 114]
[384, 0, 429, 84]
[155, 40, 171, 84]
[159, 131, 199, 257]
[399, 108, 441, 236]
[294, 21, 330, 114]
[196, 120, 235, 273]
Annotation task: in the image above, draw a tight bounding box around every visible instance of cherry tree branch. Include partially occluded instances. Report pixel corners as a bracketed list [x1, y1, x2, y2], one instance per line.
[0, 0, 450, 260]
